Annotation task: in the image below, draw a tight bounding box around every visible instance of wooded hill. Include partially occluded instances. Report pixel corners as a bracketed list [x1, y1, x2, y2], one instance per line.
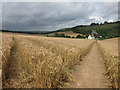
[52, 21, 120, 39]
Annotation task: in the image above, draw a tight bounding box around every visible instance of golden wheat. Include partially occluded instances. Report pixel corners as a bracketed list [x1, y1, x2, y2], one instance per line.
[98, 38, 119, 88]
[2, 33, 95, 88]
[1, 33, 14, 80]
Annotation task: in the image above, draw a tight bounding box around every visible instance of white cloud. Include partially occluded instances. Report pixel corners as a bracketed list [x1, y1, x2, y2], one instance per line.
[108, 19, 114, 22]
[89, 16, 105, 22]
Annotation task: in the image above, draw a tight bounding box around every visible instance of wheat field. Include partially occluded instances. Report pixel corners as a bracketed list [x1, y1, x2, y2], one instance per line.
[98, 38, 119, 88]
[1, 33, 119, 88]
[1, 33, 95, 88]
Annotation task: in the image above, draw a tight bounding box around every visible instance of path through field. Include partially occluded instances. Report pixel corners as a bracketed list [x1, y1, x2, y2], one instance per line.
[65, 43, 111, 88]
[2, 33, 113, 88]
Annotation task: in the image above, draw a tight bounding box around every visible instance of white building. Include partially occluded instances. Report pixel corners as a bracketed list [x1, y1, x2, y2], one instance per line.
[88, 35, 95, 39]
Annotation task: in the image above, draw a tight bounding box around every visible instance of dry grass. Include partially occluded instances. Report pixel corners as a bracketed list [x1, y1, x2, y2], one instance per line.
[0, 32, 2, 69]
[1, 33, 14, 79]
[0, 32, 2, 89]
[98, 38, 119, 88]
[2, 33, 95, 88]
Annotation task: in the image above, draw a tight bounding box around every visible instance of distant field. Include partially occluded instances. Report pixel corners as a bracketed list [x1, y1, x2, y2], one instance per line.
[47, 31, 82, 37]
[2, 32, 95, 88]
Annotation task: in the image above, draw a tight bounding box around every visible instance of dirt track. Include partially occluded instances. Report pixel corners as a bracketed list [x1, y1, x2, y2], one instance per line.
[65, 43, 111, 88]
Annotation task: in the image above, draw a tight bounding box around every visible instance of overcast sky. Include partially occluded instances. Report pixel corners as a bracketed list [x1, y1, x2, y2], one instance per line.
[2, 2, 118, 31]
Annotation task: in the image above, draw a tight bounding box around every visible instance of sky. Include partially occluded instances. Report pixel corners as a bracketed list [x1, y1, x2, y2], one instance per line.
[1, 2, 119, 31]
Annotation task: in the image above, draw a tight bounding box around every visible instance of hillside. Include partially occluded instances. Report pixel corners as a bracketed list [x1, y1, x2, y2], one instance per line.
[72, 22, 119, 38]
[49, 21, 120, 39]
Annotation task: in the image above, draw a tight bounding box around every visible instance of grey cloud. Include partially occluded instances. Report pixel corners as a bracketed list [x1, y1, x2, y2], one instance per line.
[2, 2, 118, 31]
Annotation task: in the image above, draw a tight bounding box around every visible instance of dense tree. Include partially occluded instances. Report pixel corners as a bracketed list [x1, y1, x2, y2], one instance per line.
[90, 23, 99, 26]
[90, 23, 96, 26]
[104, 21, 109, 24]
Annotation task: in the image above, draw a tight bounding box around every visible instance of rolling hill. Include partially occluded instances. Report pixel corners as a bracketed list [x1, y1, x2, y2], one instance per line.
[48, 21, 120, 39]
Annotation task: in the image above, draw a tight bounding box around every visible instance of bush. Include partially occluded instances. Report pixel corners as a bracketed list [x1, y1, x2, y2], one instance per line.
[76, 35, 86, 39]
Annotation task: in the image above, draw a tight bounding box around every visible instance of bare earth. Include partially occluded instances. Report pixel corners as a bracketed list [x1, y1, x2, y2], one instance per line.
[65, 43, 111, 88]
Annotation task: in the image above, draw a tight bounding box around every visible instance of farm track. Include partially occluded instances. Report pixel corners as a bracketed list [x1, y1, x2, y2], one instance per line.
[3, 37, 18, 87]
[5, 38, 16, 78]
[64, 43, 111, 88]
